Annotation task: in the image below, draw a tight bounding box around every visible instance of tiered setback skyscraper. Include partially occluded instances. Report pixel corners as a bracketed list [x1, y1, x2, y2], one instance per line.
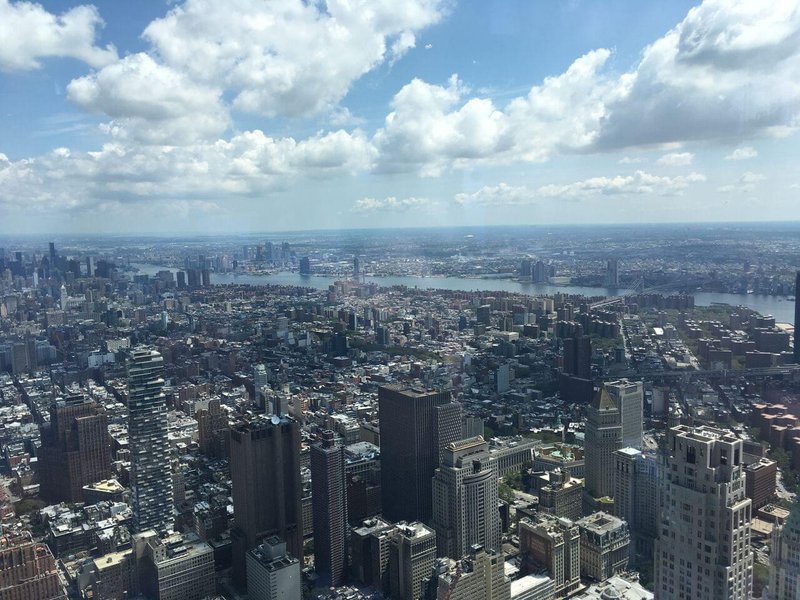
[38, 393, 111, 503]
[127, 348, 173, 532]
[230, 415, 303, 588]
[584, 386, 622, 502]
[655, 425, 753, 600]
[311, 430, 348, 586]
[379, 385, 462, 523]
[432, 436, 501, 559]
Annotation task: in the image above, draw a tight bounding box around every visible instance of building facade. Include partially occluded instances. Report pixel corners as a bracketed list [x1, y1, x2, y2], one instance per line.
[654, 425, 753, 600]
[127, 348, 174, 532]
[576, 512, 630, 582]
[519, 515, 581, 599]
[584, 386, 622, 503]
[247, 537, 301, 600]
[432, 436, 501, 559]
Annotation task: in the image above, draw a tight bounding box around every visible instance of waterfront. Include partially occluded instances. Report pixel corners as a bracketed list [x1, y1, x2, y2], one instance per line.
[131, 264, 796, 325]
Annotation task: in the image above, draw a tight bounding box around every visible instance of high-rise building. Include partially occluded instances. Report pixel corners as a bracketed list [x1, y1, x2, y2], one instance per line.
[196, 398, 228, 458]
[519, 515, 581, 599]
[575, 512, 630, 582]
[253, 364, 269, 409]
[38, 393, 111, 503]
[230, 415, 303, 587]
[350, 518, 395, 591]
[353, 256, 361, 280]
[246, 537, 301, 600]
[311, 430, 348, 586]
[388, 522, 437, 600]
[426, 547, 510, 600]
[795, 272, 800, 363]
[299, 256, 311, 275]
[612, 448, 660, 557]
[127, 348, 173, 532]
[604, 379, 643, 449]
[432, 436, 501, 559]
[584, 386, 622, 504]
[536, 469, 584, 522]
[744, 457, 777, 510]
[0, 532, 68, 600]
[654, 425, 753, 600]
[768, 503, 800, 600]
[139, 532, 216, 600]
[379, 385, 463, 523]
[563, 335, 592, 380]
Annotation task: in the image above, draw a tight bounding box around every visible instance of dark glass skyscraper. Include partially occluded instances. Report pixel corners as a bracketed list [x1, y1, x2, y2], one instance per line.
[378, 385, 462, 523]
[230, 415, 303, 588]
[311, 430, 347, 586]
[127, 348, 173, 532]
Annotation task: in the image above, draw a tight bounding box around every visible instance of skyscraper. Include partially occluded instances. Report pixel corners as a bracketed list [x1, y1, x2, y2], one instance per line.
[230, 415, 303, 587]
[563, 334, 592, 380]
[38, 393, 111, 503]
[388, 522, 437, 600]
[432, 436, 501, 559]
[127, 348, 173, 532]
[584, 386, 622, 504]
[605, 379, 643, 449]
[379, 385, 463, 523]
[654, 425, 753, 600]
[246, 537, 301, 600]
[519, 514, 581, 599]
[769, 503, 800, 600]
[612, 448, 660, 557]
[311, 430, 348, 586]
[605, 259, 619, 288]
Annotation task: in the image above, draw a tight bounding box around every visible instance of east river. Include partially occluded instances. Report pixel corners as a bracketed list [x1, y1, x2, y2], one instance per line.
[131, 265, 796, 325]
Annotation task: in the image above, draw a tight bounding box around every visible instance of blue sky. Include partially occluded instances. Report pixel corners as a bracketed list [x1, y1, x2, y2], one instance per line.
[1, 0, 799, 234]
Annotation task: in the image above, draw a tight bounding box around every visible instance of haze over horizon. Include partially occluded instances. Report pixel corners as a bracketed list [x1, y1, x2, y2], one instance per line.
[2, 0, 800, 234]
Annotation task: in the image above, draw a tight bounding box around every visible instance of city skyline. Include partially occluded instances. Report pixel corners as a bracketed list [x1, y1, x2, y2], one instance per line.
[2, 0, 800, 233]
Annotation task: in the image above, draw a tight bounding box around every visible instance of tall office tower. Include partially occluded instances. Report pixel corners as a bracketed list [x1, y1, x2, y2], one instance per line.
[230, 415, 303, 587]
[432, 437, 501, 559]
[613, 448, 660, 557]
[253, 364, 269, 409]
[379, 385, 462, 523]
[299, 256, 311, 275]
[49, 241, 57, 266]
[350, 518, 395, 590]
[575, 512, 630, 582]
[563, 334, 592, 380]
[353, 256, 361, 280]
[138, 532, 216, 600]
[519, 515, 581, 599]
[127, 348, 173, 532]
[769, 503, 800, 600]
[536, 469, 583, 522]
[246, 537, 301, 600]
[533, 260, 549, 284]
[388, 522, 437, 600]
[584, 386, 622, 504]
[436, 401, 463, 465]
[38, 393, 111, 503]
[86, 256, 95, 277]
[654, 425, 753, 600]
[196, 398, 228, 458]
[311, 430, 348, 586]
[605, 379, 643, 449]
[605, 259, 619, 288]
[795, 272, 800, 363]
[426, 547, 510, 600]
[0, 532, 68, 600]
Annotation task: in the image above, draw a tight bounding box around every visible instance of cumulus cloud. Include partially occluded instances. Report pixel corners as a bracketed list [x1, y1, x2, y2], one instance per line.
[725, 146, 758, 160]
[0, 0, 117, 71]
[352, 196, 431, 212]
[0, 129, 375, 212]
[656, 152, 694, 167]
[455, 171, 706, 206]
[142, 0, 446, 118]
[594, 0, 800, 148]
[67, 53, 229, 145]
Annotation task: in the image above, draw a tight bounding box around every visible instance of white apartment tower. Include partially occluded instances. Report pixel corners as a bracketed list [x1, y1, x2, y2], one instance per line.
[432, 436, 501, 559]
[655, 425, 753, 600]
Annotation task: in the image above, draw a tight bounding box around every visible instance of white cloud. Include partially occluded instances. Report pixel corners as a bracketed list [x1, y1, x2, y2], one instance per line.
[352, 196, 432, 212]
[142, 0, 446, 118]
[595, 0, 800, 148]
[717, 171, 766, 193]
[0, 0, 117, 71]
[67, 53, 229, 144]
[455, 171, 706, 206]
[619, 156, 646, 164]
[725, 146, 758, 160]
[656, 152, 694, 167]
[0, 129, 375, 212]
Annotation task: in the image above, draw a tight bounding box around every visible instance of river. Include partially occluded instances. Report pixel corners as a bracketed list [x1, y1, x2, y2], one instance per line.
[131, 264, 796, 324]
